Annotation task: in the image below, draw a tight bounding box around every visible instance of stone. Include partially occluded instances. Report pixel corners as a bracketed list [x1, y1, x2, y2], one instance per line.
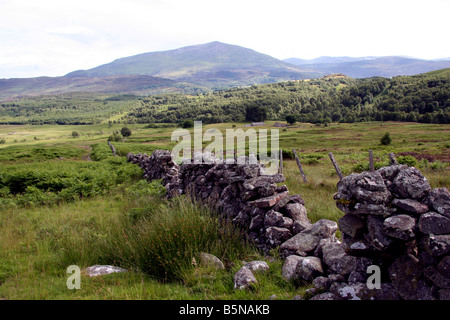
[284, 203, 309, 223]
[367, 215, 395, 250]
[424, 234, 450, 257]
[418, 212, 450, 235]
[338, 214, 366, 238]
[376, 165, 408, 181]
[291, 219, 312, 235]
[198, 253, 225, 269]
[313, 276, 333, 291]
[282, 255, 304, 281]
[309, 292, 341, 300]
[391, 198, 429, 215]
[265, 227, 292, 247]
[292, 295, 304, 300]
[82, 265, 127, 277]
[264, 210, 284, 228]
[347, 271, 367, 283]
[391, 167, 431, 200]
[294, 256, 324, 281]
[358, 283, 401, 300]
[244, 261, 269, 272]
[321, 242, 358, 277]
[330, 282, 366, 300]
[234, 267, 258, 290]
[438, 256, 450, 278]
[249, 191, 289, 208]
[439, 289, 450, 300]
[383, 214, 416, 241]
[389, 254, 434, 300]
[426, 188, 450, 218]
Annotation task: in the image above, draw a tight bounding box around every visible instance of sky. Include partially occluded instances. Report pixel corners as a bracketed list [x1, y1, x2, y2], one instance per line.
[0, 0, 449, 78]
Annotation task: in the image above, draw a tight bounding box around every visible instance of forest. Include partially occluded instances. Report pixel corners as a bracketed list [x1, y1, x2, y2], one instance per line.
[0, 69, 449, 125]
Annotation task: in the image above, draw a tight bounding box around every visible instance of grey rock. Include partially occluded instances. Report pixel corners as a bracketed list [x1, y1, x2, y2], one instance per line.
[292, 295, 304, 300]
[321, 242, 358, 277]
[391, 198, 429, 215]
[418, 212, 450, 235]
[424, 234, 450, 257]
[391, 167, 431, 200]
[292, 219, 312, 235]
[313, 276, 333, 291]
[330, 282, 366, 300]
[249, 191, 290, 208]
[264, 210, 284, 228]
[338, 214, 366, 238]
[367, 215, 395, 250]
[309, 292, 341, 300]
[284, 203, 309, 223]
[198, 252, 225, 269]
[348, 271, 367, 283]
[426, 188, 450, 218]
[294, 256, 324, 281]
[438, 256, 450, 278]
[265, 227, 292, 247]
[244, 261, 269, 272]
[389, 254, 434, 300]
[328, 274, 346, 283]
[234, 267, 258, 290]
[358, 283, 401, 300]
[383, 214, 416, 241]
[282, 255, 304, 281]
[439, 289, 450, 300]
[82, 265, 127, 277]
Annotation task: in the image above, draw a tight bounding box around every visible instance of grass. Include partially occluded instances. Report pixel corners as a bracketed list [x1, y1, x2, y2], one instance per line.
[0, 121, 448, 300]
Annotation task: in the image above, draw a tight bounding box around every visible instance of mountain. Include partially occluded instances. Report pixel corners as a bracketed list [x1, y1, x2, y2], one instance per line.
[66, 41, 319, 87]
[283, 56, 450, 78]
[0, 75, 201, 102]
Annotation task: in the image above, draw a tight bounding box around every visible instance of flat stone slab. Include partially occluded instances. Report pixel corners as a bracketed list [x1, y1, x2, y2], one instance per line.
[249, 191, 289, 208]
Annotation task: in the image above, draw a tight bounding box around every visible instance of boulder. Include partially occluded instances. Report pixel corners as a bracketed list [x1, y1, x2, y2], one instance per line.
[282, 255, 304, 281]
[294, 256, 324, 281]
[329, 282, 366, 300]
[321, 242, 359, 277]
[265, 227, 292, 246]
[198, 252, 225, 270]
[82, 265, 127, 277]
[244, 261, 269, 272]
[309, 292, 341, 300]
[423, 234, 450, 257]
[233, 267, 258, 290]
[249, 191, 289, 208]
[284, 203, 309, 223]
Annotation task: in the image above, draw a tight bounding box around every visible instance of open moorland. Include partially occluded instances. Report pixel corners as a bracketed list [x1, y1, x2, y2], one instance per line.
[0, 120, 448, 299]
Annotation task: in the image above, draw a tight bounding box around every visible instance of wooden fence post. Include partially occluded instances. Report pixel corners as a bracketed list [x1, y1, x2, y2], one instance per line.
[328, 152, 343, 180]
[279, 149, 283, 174]
[369, 150, 374, 172]
[292, 148, 307, 182]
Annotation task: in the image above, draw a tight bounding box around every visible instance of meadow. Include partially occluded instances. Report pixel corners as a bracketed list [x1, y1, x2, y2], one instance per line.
[0, 121, 448, 299]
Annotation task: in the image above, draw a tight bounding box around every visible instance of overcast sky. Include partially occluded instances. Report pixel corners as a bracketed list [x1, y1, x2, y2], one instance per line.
[0, 0, 449, 78]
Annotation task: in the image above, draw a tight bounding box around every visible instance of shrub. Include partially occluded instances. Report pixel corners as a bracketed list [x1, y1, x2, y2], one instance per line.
[397, 155, 418, 167]
[0, 139, 6, 144]
[180, 119, 194, 128]
[380, 132, 392, 145]
[71, 131, 80, 138]
[120, 127, 132, 137]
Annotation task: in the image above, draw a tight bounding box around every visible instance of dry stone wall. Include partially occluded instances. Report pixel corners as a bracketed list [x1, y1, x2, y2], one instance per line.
[127, 150, 450, 300]
[127, 150, 317, 253]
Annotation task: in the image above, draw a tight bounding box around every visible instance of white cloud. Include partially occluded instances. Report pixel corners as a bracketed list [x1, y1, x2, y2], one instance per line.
[0, 0, 448, 78]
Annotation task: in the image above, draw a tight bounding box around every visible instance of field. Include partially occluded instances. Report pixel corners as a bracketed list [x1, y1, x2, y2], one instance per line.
[0, 121, 449, 299]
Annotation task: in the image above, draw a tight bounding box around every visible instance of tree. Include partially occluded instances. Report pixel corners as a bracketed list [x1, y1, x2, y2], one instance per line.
[180, 119, 194, 128]
[72, 131, 79, 138]
[245, 106, 268, 122]
[380, 132, 392, 145]
[285, 114, 297, 125]
[121, 127, 132, 137]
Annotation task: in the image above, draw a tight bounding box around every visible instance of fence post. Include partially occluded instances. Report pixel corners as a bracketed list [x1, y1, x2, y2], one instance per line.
[279, 149, 283, 174]
[369, 150, 374, 172]
[328, 152, 343, 180]
[292, 148, 307, 182]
